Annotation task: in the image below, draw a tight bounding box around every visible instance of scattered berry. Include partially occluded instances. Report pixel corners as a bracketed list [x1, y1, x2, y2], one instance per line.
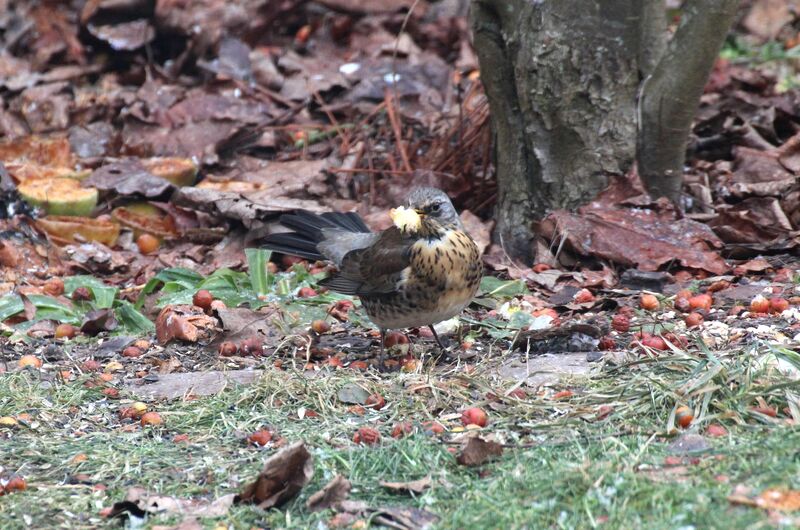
[391, 422, 413, 439]
[532, 263, 551, 273]
[353, 427, 380, 445]
[136, 233, 159, 254]
[248, 429, 273, 446]
[18, 355, 42, 369]
[750, 295, 770, 314]
[688, 294, 712, 312]
[192, 289, 213, 311]
[140, 412, 163, 427]
[611, 314, 630, 332]
[122, 346, 143, 358]
[365, 394, 386, 410]
[684, 312, 704, 328]
[573, 288, 594, 303]
[311, 320, 330, 334]
[218, 342, 238, 357]
[640, 294, 659, 311]
[43, 277, 65, 297]
[55, 323, 77, 339]
[675, 406, 693, 428]
[422, 421, 445, 434]
[349, 360, 368, 370]
[769, 297, 789, 314]
[460, 407, 488, 427]
[297, 287, 318, 298]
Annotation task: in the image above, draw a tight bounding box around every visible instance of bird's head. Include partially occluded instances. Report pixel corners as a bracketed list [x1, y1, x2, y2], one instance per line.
[390, 187, 461, 237]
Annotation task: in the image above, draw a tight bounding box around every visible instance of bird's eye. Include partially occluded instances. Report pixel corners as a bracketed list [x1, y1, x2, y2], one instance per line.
[429, 202, 441, 214]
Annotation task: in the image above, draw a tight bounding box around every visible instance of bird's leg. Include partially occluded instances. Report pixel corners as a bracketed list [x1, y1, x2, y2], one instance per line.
[428, 325, 447, 351]
[378, 328, 386, 372]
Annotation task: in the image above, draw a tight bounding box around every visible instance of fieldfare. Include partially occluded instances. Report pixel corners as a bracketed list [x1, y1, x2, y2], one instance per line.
[263, 187, 482, 367]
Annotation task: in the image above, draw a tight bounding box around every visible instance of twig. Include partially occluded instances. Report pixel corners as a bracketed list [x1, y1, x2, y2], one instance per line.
[384, 90, 413, 173]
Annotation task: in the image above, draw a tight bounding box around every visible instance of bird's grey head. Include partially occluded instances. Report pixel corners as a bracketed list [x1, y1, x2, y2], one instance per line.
[405, 187, 462, 229]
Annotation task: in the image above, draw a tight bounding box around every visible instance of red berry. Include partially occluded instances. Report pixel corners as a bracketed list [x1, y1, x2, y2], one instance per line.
[55, 324, 77, 339]
[675, 406, 693, 428]
[43, 277, 65, 296]
[311, 320, 330, 334]
[140, 412, 163, 427]
[611, 314, 630, 332]
[688, 294, 712, 312]
[391, 422, 413, 439]
[422, 421, 445, 434]
[573, 288, 594, 303]
[640, 294, 659, 311]
[460, 407, 488, 427]
[769, 297, 789, 314]
[750, 295, 770, 314]
[598, 336, 616, 350]
[136, 234, 160, 254]
[685, 312, 703, 328]
[532, 263, 551, 273]
[247, 429, 273, 446]
[193, 289, 213, 311]
[349, 360, 368, 370]
[122, 346, 143, 358]
[353, 427, 380, 445]
[642, 335, 667, 351]
[218, 342, 238, 356]
[297, 287, 318, 298]
[365, 394, 386, 410]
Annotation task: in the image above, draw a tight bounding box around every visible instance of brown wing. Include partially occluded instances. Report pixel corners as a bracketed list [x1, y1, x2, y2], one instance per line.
[319, 227, 412, 296]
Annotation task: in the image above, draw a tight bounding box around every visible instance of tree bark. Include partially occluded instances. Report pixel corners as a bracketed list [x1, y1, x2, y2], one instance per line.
[471, 0, 644, 262]
[637, 0, 739, 202]
[472, 0, 739, 262]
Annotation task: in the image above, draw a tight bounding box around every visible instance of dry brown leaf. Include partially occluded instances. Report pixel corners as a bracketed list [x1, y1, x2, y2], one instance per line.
[155, 305, 218, 344]
[730, 488, 800, 512]
[380, 476, 432, 494]
[306, 474, 351, 512]
[456, 437, 503, 467]
[108, 487, 234, 519]
[235, 441, 313, 509]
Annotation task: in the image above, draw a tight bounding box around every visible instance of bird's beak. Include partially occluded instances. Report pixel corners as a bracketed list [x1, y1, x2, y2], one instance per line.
[413, 208, 426, 217]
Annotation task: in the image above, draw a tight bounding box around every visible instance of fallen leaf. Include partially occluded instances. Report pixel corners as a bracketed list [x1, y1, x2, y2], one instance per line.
[456, 437, 503, 467]
[235, 441, 313, 509]
[730, 487, 800, 512]
[155, 305, 218, 344]
[85, 159, 174, 198]
[380, 476, 432, 494]
[537, 203, 728, 275]
[108, 487, 234, 519]
[81, 308, 119, 335]
[306, 474, 351, 512]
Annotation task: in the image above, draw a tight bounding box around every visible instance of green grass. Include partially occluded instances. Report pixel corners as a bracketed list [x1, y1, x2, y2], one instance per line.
[1, 342, 799, 530]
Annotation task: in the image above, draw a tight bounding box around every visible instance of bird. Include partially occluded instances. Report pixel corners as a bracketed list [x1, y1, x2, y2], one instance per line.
[262, 187, 483, 368]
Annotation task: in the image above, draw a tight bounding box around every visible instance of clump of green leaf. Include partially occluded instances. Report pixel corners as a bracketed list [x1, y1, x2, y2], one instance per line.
[0, 275, 153, 337]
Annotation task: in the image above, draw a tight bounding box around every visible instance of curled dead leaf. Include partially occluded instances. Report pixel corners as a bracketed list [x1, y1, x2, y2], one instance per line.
[306, 474, 351, 512]
[456, 437, 503, 467]
[235, 441, 313, 509]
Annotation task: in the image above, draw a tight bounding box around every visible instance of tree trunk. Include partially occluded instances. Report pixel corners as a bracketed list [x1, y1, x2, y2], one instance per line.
[471, 0, 738, 263]
[471, 0, 643, 262]
[637, 0, 739, 201]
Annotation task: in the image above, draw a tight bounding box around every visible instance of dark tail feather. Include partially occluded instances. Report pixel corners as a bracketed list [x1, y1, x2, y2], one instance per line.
[262, 210, 370, 261]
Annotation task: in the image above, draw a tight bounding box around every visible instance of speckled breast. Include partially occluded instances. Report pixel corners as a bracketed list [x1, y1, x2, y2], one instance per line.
[362, 229, 481, 329]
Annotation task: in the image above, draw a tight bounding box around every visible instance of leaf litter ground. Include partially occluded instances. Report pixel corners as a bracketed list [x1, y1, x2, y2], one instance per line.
[3, 1, 800, 528]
